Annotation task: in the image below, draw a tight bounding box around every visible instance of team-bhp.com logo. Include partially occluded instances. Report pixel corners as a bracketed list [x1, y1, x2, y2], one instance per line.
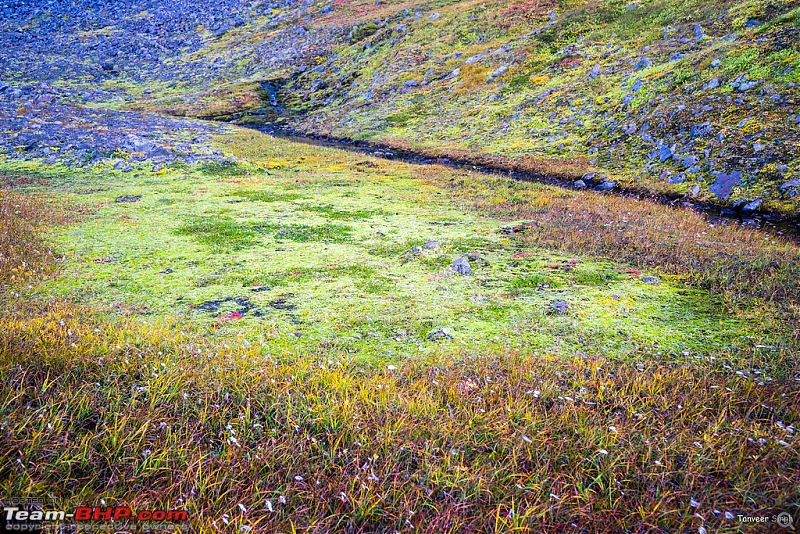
[2, 498, 188, 532]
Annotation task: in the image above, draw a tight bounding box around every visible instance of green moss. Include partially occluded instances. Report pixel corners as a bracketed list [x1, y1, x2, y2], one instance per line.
[175, 216, 260, 251]
[7, 127, 790, 363]
[229, 189, 304, 203]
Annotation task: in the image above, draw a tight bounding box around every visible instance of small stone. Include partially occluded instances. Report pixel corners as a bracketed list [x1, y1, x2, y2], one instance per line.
[451, 257, 471, 275]
[423, 240, 441, 250]
[549, 300, 569, 314]
[595, 181, 616, 191]
[690, 123, 713, 138]
[780, 179, 800, 191]
[642, 276, 660, 285]
[741, 198, 762, 213]
[427, 328, 453, 341]
[115, 195, 142, 203]
[654, 145, 672, 162]
[573, 179, 587, 189]
[490, 66, 508, 78]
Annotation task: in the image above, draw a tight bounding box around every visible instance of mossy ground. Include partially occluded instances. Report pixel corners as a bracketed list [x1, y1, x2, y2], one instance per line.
[4, 128, 783, 362]
[1, 127, 798, 531]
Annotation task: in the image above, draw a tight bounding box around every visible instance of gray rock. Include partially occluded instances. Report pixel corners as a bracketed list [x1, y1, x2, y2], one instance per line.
[403, 79, 419, 87]
[654, 145, 672, 162]
[738, 81, 759, 92]
[423, 240, 441, 250]
[125, 135, 156, 153]
[589, 65, 601, 78]
[451, 257, 471, 275]
[464, 53, 487, 65]
[741, 198, 762, 213]
[115, 195, 141, 203]
[642, 276, 660, 285]
[682, 156, 699, 168]
[573, 179, 587, 189]
[429, 12, 440, 21]
[427, 327, 452, 342]
[780, 179, 800, 191]
[704, 78, 720, 90]
[690, 123, 713, 138]
[549, 300, 569, 314]
[709, 170, 742, 200]
[490, 65, 508, 78]
[745, 19, 762, 28]
[148, 146, 172, 158]
[595, 181, 616, 191]
[634, 58, 652, 70]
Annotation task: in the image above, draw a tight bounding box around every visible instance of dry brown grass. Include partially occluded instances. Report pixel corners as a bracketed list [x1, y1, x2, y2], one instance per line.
[129, 82, 265, 120]
[432, 168, 800, 323]
[372, 138, 592, 181]
[1, 190, 66, 286]
[1, 182, 798, 532]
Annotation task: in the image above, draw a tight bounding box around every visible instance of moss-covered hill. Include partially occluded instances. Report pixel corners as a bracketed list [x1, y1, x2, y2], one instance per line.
[2, 0, 799, 214]
[146, 0, 800, 216]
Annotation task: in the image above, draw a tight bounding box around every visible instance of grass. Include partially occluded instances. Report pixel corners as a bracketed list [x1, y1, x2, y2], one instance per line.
[1, 127, 799, 531]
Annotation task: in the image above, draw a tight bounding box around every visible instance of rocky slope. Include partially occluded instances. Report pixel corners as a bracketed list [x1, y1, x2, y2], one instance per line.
[2, 0, 799, 216]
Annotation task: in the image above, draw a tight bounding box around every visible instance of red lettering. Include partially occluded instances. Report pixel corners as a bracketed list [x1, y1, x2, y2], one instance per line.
[167, 510, 188, 521]
[74, 507, 92, 521]
[151, 510, 166, 521]
[113, 507, 131, 521]
[93, 507, 113, 521]
[137, 510, 151, 521]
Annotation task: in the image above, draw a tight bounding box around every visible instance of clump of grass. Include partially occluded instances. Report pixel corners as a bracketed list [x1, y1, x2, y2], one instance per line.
[229, 189, 304, 203]
[571, 265, 622, 286]
[196, 161, 249, 177]
[508, 273, 561, 293]
[302, 204, 381, 220]
[266, 222, 352, 242]
[175, 216, 259, 251]
[0, 190, 90, 287]
[176, 217, 352, 249]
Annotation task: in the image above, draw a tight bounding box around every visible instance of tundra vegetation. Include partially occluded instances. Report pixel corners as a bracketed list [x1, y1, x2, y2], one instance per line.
[1, 0, 799, 531]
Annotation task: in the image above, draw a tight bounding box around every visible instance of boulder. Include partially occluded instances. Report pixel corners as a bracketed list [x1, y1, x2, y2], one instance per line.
[451, 257, 471, 275]
[709, 170, 742, 200]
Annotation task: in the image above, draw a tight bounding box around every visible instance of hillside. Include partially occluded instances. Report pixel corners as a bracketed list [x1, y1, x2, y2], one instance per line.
[4, 0, 797, 215]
